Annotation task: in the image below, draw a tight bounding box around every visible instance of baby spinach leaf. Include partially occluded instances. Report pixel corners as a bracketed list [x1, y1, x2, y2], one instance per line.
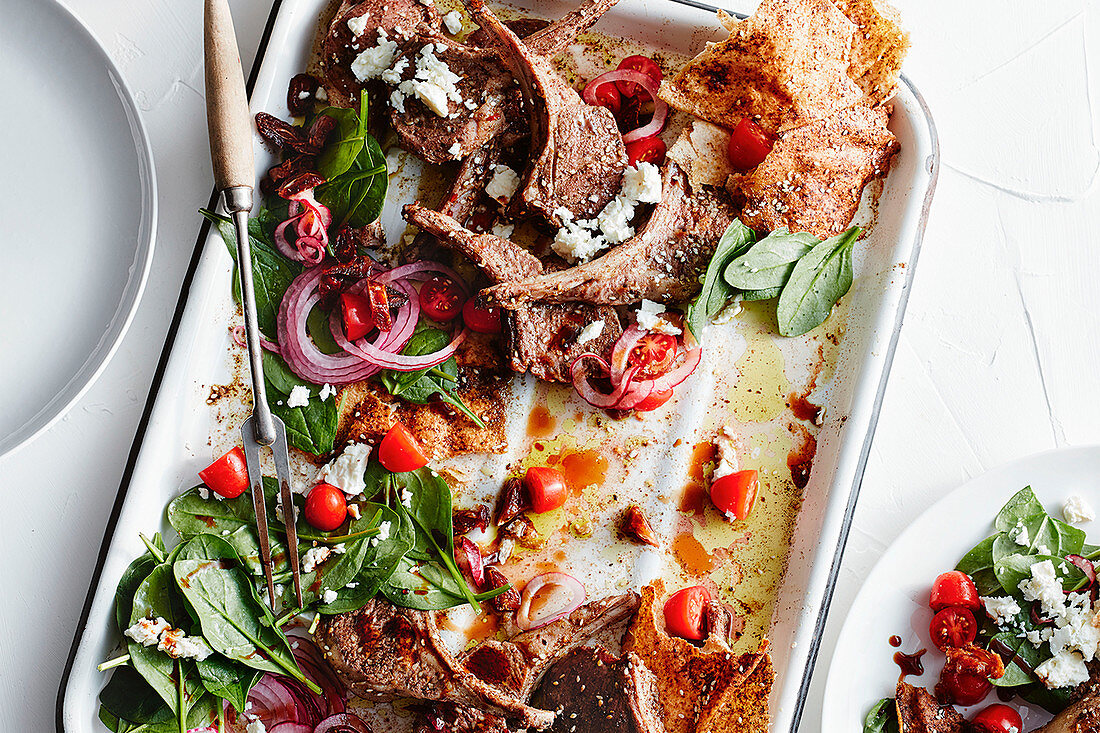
[262, 351, 311, 395]
[115, 550, 159, 634]
[995, 486, 1047, 533]
[686, 220, 756, 339]
[196, 655, 260, 713]
[382, 556, 508, 611]
[316, 503, 412, 614]
[777, 226, 860, 337]
[99, 665, 172, 726]
[142, 693, 219, 733]
[994, 553, 1085, 597]
[862, 698, 899, 733]
[739, 287, 782, 301]
[268, 376, 338, 455]
[168, 487, 261, 540]
[989, 631, 1044, 687]
[380, 329, 485, 428]
[316, 105, 366, 180]
[956, 535, 1002, 595]
[723, 229, 818, 291]
[1019, 681, 1074, 714]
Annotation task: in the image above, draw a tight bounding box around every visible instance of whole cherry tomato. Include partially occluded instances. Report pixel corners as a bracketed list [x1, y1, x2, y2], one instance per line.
[199, 446, 249, 499]
[378, 422, 428, 473]
[525, 466, 568, 513]
[971, 704, 1023, 733]
[710, 470, 759, 521]
[930, 571, 981, 612]
[664, 585, 710, 641]
[615, 54, 662, 99]
[929, 607, 978, 651]
[303, 483, 347, 531]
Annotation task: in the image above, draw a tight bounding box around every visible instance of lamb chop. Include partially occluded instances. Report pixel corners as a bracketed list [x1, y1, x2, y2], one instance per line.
[316, 598, 555, 728]
[468, 0, 628, 223]
[481, 164, 738, 308]
[403, 204, 623, 381]
[388, 0, 621, 165]
[530, 646, 666, 733]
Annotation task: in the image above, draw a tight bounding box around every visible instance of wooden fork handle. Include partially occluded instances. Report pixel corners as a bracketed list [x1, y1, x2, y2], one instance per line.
[203, 0, 254, 194]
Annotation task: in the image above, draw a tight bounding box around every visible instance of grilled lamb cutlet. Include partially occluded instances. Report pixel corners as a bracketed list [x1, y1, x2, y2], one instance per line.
[530, 646, 666, 733]
[320, 0, 440, 109]
[403, 204, 623, 381]
[316, 598, 555, 729]
[482, 164, 738, 308]
[893, 681, 966, 733]
[468, 0, 628, 224]
[389, 0, 621, 165]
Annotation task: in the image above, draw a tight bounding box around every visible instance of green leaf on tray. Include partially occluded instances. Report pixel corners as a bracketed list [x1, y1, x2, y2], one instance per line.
[685, 219, 756, 339]
[723, 229, 818, 291]
[98, 665, 172, 727]
[776, 225, 860, 337]
[862, 697, 899, 733]
[380, 328, 484, 427]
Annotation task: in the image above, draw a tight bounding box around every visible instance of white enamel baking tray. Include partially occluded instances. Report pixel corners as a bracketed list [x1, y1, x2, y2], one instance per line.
[58, 0, 939, 730]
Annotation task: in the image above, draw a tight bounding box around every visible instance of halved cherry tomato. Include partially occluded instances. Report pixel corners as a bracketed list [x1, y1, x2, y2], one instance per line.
[710, 470, 759, 521]
[930, 607, 978, 651]
[930, 571, 981, 612]
[199, 446, 249, 499]
[303, 482, 347, 531]
[971, 704, 1023, 733]
[462, 298, 502, 334]
[633, 387, 673, 412]
[625, 136, 666, 166]
[939, 670, 991, 707]
[615, 55, 662, 99]
[629, 333, 678, 379]
[525, 466, 568, 513]
[419, 276, 466, 323]
[340, 292, 375, 340]
[592, 81, 622, 117]
[727, 117, 774, 172]
[664, 585, 710, 641]
[378, 422, 428, 473]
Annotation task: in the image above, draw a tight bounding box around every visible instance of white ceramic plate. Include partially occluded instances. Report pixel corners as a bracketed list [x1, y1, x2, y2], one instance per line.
[0, 0, 156, 458]
[823, 445, 1100, 731]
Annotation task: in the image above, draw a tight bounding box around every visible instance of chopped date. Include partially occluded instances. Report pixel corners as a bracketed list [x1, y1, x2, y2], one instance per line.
[331, 223, 385, 264]
[485, 566, 521, 612]
[276, 171, 326, 199]
[367, 281, 393, 332]
[306, 114, 337, 150]
[255, 112, 317, 155]
[317, 256, 384, 298]
[453, 505, 491, 536]
[500, 515, 539, 548]
[620, 505, 659, 547]
[287, 73, 320, 116]
[495, 477, 530, 526]
[267, 154, 315, 185]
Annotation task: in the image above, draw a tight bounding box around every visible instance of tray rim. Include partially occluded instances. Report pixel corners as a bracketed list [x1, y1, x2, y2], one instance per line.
[56, 0, 940, 729]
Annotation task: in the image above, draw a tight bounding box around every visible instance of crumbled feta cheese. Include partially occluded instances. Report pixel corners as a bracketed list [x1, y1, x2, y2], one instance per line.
[287, 385, 310, 408]
[317, 442, 372, 495]
[447, 141, 462, 157]
[442, 10, 463, 35]
[576, 320, 605, 345]
[596, 195, 636, 244]
[1019, 560, 1065, 618]
[125, 617, 170, 647]
[1036, 650, 1090, 688]
[377, 520, 392, 541]
[346, 15, 371, 38]
[485, 165, 520, 203]
[319, 383, 336, 401]
[298, 90, 312, 100]
[245, 716, 267, 733]
[390, 89, 407, 113]
[157, 628, 212, 661]
[490, 223, 514, 239]
[322, 589, 339, 604]
[418, 0, 435, 7]
[381, 56, 409, 88]
[331, 542, 347, 555]
[1064, 495, 1095, 524]
[197, 486, 210, 501]
[712, 426, 739, 480]
[301, 546, 332, 573]
[399, 487, 413, 507]
[636, 299, 682, 335]
[396, 44, 462, 117]
[315, 87, 328, 102]
[553, 221, 606, 263]
[1013, 523, 1030, 547]
[347, 504, 361, 520]
[620, 162, 662, 204]
[981, 596, 1022, 626]
[350, 29, 398, 83]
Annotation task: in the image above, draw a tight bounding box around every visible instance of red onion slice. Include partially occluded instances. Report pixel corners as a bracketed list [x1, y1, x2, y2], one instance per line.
[582, 68, 668, 143]
[455, 537, 486, 590]
[268, 723, 313, 733]
[314, 713, 374, 733]
[570, 354, 641, 409]
[516, 572, 586, 631]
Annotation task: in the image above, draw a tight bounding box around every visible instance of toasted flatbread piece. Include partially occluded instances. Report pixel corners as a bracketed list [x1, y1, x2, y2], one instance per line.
[832, 0, 910, 103]
[733, 104, 899, 238]
[895, 682, 965, 733]
[659, 0, 863, 133]
[668, 120, 734, 191]
[624, 581, 769, 733]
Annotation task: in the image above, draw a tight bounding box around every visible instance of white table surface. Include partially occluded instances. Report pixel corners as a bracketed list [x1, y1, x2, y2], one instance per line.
[3, 0, 1098, 729]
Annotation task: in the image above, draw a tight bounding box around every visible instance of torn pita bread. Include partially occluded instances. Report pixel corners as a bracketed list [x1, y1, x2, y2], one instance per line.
[895, 682, 966, 733]
[832, 0, 910, 103]
[624, 581, 770, 733]
[668, 119, 735, 190]
[659, 0, 863, 133]
[732, 103, 900, 238]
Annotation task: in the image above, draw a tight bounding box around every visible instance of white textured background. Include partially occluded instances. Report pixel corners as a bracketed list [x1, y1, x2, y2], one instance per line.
[1, 0, 1098, 729]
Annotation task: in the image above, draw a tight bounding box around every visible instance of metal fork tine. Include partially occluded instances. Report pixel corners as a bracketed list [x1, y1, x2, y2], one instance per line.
[271, 420, 303, 607]
[241, 416, 277, 607]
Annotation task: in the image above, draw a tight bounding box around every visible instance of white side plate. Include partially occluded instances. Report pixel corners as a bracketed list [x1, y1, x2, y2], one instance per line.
[0, 0, 157, 458]
[823, 445, 1100, 731]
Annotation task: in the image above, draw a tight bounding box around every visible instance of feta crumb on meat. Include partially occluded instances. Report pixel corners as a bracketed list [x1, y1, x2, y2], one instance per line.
[596, 196, 637, 244]
[346, 15, 371, 38]
[316, 442, 372, 495]
[287, 385, 310, 408]
[447, 141, 462, 157]
[301, 546, 332, 573]
[1064, 495, 1095, 524]
[350, 29, 398, 83]
[381, 56, 409, 87]
[981, 595, 1021, 626]
[490, 222, 514, 238]
[395, 44, 463, 117]
[621, 161, 662, 203]
[442, 10, 463, 35]
[576, 320, 605, 345]
[485, 165, 520, 203]
[636, 299, 682, 335]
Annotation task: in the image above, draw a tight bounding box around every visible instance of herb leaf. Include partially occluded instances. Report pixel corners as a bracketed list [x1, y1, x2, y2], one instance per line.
[316, 105, 366, 180]
[98, 666, 172, 726]
[862, 698, 899, 733]
[381, 329, 485, 428]
[776, 226, 859, 336]
[686, 220, 756, 339]
[723, 229, 818, 291]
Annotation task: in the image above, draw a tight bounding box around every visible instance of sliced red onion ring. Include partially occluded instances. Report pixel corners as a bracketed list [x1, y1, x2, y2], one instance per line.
[314, 713, 373, 733]
[268, 723, 313, 733]
[582, 68, 668, 143]
[274, 191, 332, 265]
[1066, 554, 1096, 586]
[231, 324, 281, 354]
[455, 537, 486, 590]
[570, 354, 642, 409]
[380, 261, 470, 295]
[516, 572, 586, 631]
[647, 329, 702, 392]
